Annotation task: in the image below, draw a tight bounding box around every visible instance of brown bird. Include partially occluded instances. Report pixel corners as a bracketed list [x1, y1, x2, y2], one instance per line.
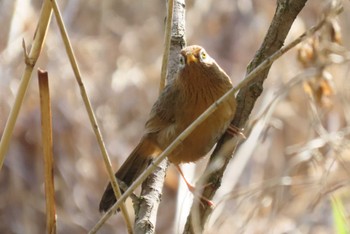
[99, 45, 237, 212]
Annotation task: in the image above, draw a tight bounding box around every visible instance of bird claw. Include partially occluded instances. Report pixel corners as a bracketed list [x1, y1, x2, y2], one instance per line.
[190, 193, 215, 208]
[197, 194, 215, 208]
[176, 165, 215, 207]
[227, 124, 246, 139]
[186, 182, 215, 207]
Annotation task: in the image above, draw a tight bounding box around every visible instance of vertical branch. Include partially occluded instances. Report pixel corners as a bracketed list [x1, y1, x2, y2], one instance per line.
[167, 0, 186, 82]
[134, 159, 169, 234]
[134, 0, 186, 233]
[159, 0, 174, 92]
[90, 0, 186, 232]
[38, 69, 57, 234]
[184, 0, 309, 233]
[0, 0, 52, 171]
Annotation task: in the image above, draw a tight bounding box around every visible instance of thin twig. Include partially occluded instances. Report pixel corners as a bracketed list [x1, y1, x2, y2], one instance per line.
[38, 69, 57, 234]
[49, 0, 134, 232]
[0, 0, 52, 171]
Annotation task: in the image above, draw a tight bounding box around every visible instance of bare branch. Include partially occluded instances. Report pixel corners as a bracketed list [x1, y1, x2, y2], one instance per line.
[134, 0, 186, 233]
[184, 0, 344, 233]
[183, 0, 339, 233]
[134, 159, 169, 234]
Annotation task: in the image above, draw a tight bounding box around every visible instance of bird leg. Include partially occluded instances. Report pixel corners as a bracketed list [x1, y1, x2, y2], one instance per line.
[175, 165, 214, 207]
[227, 124, 246, 139]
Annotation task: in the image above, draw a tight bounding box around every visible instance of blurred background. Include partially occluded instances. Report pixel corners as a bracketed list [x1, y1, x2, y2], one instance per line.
[1, 0, 350, 233]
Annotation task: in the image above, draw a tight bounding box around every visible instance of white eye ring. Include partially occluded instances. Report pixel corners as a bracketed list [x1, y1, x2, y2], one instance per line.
[179, 55, 186, 69]
[199, 49, 212, 64]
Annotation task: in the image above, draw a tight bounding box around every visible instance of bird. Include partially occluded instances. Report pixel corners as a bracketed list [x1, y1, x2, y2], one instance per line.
[99, 45, 237, 212]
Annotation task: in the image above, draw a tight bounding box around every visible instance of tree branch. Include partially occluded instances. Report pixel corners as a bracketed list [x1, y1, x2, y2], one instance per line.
[184, 0, 310, 233]
[133, 0, 186, 233]
[184, 0, 343, 232]
[134, 159, 169, 234]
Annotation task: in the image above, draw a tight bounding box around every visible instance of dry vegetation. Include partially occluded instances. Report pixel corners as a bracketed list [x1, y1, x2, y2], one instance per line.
[1, 0, 350, 233]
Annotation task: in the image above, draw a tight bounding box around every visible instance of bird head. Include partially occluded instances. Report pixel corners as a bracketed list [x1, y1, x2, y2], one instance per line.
[179, 45, 214, 68]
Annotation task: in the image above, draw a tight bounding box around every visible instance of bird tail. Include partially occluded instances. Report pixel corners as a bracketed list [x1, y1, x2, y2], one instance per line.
[99, 137, 160, 212]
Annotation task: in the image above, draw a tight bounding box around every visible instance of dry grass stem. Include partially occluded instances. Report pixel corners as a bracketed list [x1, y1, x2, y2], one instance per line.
[38, 69, 56, 234]
[50, 0, 133, 232]
[0, 0, 52, 170]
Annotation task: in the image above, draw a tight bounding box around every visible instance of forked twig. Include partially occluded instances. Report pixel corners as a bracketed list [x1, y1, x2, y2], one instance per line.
[0, 0, 52, 170]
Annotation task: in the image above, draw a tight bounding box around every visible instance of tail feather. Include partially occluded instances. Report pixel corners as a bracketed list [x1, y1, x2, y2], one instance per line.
[99, 137, 160, 212]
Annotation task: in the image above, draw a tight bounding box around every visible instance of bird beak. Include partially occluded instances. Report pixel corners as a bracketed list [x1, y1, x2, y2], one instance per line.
[186, 53, 197, 65]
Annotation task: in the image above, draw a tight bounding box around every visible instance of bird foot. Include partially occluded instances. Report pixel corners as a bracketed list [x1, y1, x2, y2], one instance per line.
[185, 182, 215, 207]
[176, 165, 215, 207]
[227, 124, 246, 139]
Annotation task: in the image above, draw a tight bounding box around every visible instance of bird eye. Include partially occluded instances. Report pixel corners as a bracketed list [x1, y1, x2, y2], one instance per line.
[200, 51, 207, 60]
[179, 55, 186, 69]
[199, 49, 212, 64]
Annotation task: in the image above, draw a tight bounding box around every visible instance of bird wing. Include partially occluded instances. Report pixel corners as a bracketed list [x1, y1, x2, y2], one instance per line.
[144, 82, 179, 134]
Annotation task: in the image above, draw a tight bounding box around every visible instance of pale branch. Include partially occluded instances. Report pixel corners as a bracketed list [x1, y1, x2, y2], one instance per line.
[167, 0, 186, 82]
[159, 0, 174, 93]
[134, 0, 185, 233]
[134, 159, 170, 234]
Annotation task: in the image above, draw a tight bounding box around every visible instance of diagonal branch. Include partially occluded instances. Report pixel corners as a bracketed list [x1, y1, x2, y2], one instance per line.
[49, 0, 133, 232]
[183, 0, 343, 233]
